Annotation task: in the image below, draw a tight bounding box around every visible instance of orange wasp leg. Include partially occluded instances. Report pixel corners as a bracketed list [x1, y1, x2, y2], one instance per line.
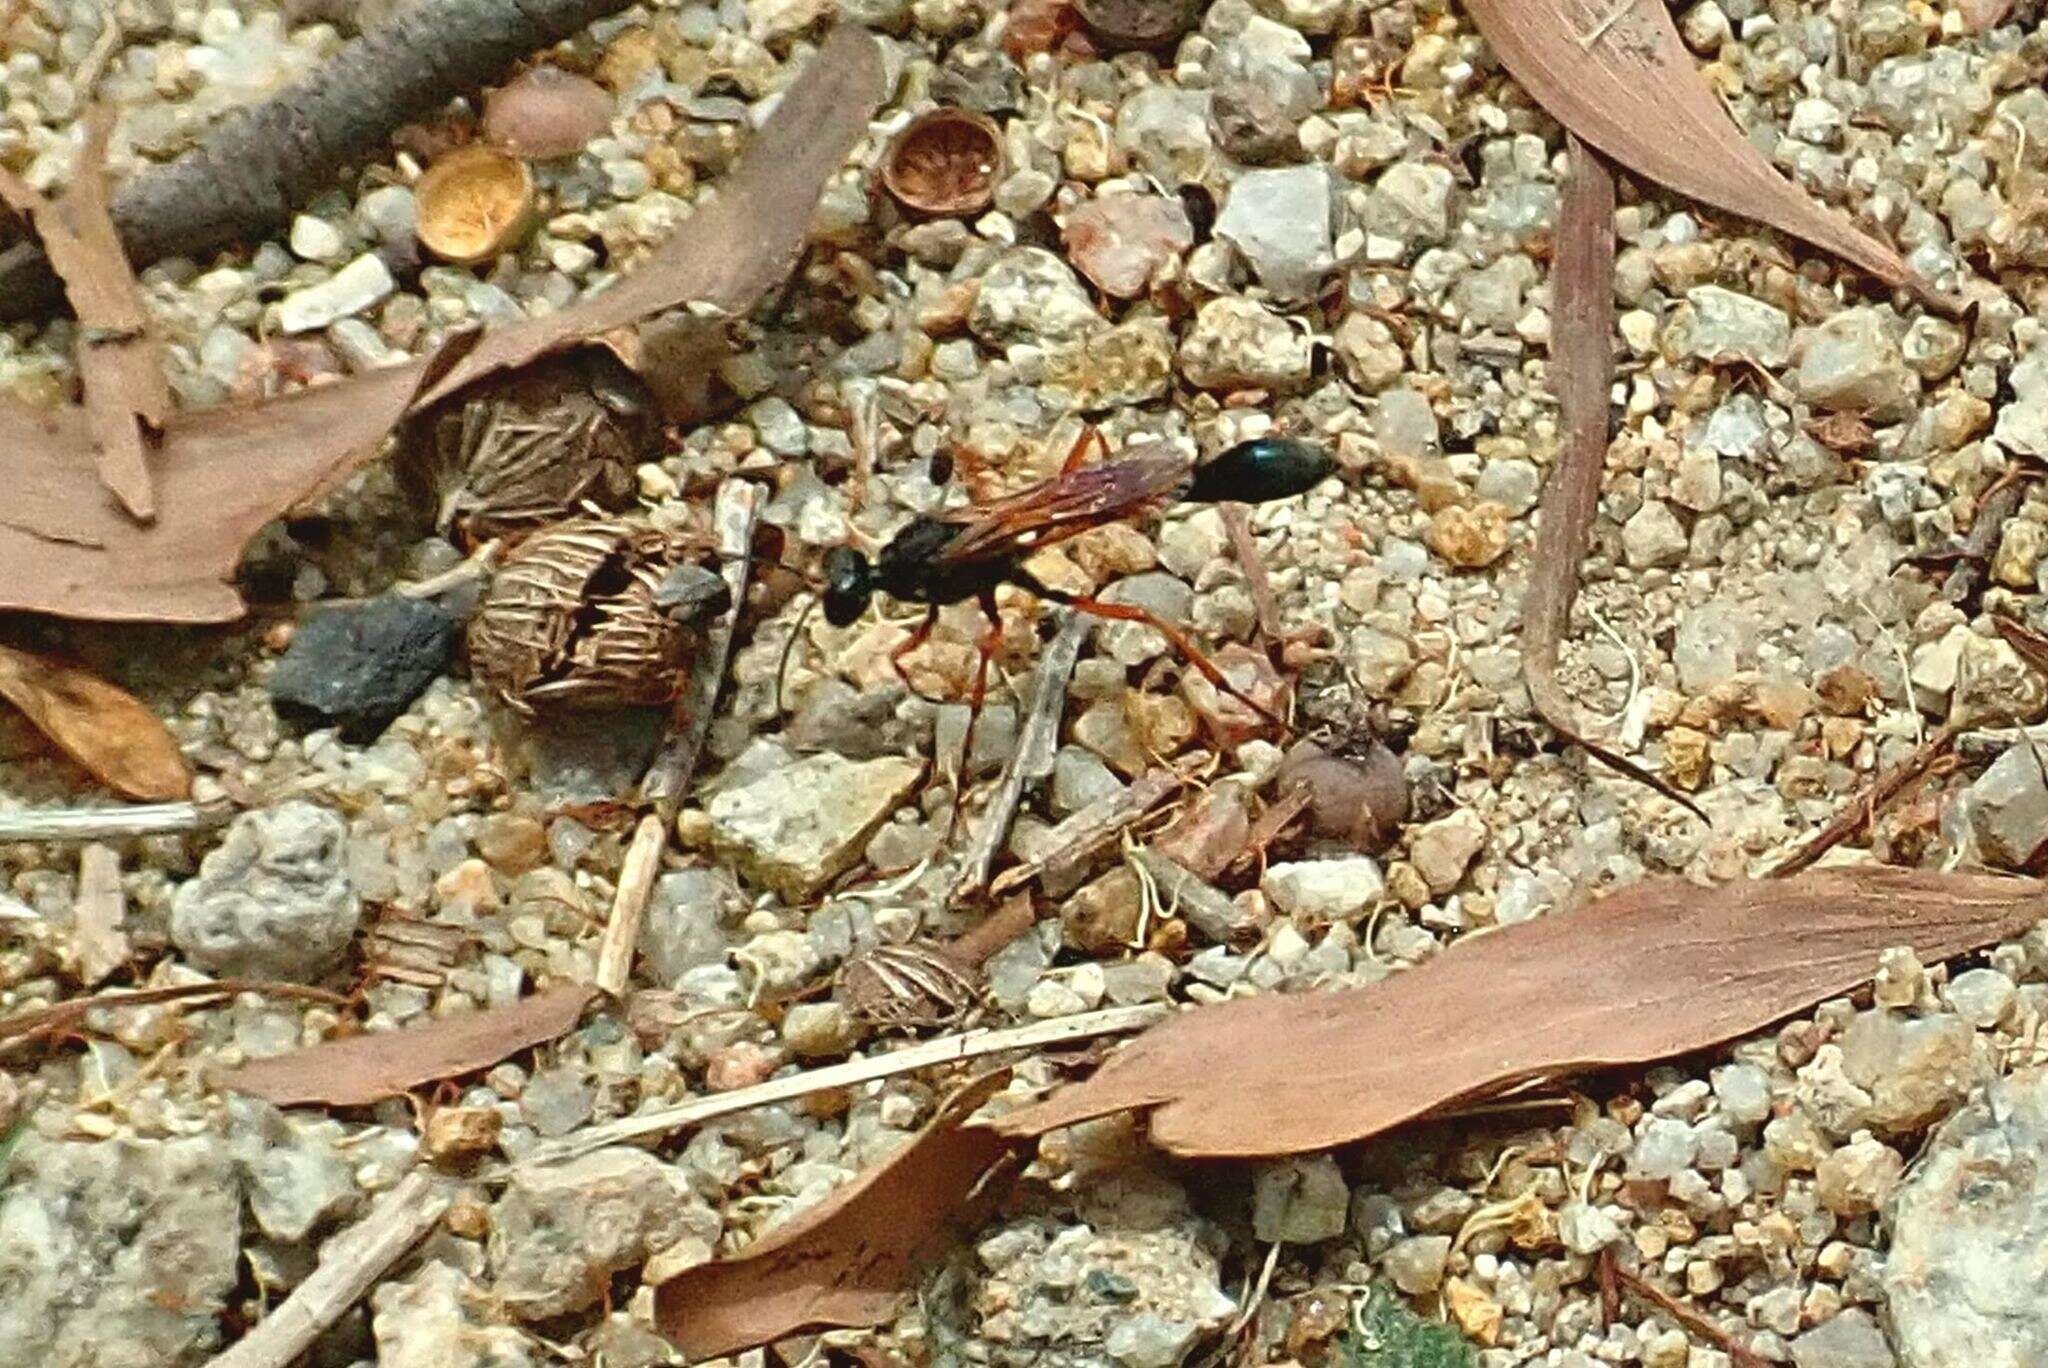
[1019, 574, 1288, 730]
[887, 604, 945, 703]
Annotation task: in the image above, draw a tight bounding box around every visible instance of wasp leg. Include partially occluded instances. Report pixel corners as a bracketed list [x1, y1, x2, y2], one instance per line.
[1058, 422, 1108, 475]
[888, 604, 947, 703]
[1016, 573, 1288, 730]
[953, 587, 1008, 784]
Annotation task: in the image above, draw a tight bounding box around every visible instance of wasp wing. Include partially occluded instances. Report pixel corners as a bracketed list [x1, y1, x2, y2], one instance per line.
[929, 451, 1192, 566]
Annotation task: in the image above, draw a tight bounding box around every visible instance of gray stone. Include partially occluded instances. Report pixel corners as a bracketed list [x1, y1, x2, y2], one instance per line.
[1040, 320, 1174, 411]
[1795, 309, 1919, 419]
[0, 1137, 242, 1365]
[1674, 603, 1755, 693]
[1347, 626, 1415, 698]
[1251, 1155, 1349, 1243]
[1409, 808, 1485, 894]
[1371, 386, 1439, 460]
[1262, 857, 1384, 917]
[644, 867, 742, 985]
[1383, 1233, 1452, 1294]
[171, 801, 360, 981]
[490, 1148, 716, 1320]
[1364, 162, 1455, 246]
[1178, 296, 1313, 391]
[288, 212, 346, 261]
[1622, 499, 1689, 569]
[1946, 968, 2016, 1028]
[1883, 1070, 2048, 1368]
[373, 1260, 537, 1368]
[1791, 1310, 1895, 1368]
[1053, 746, 1126, 816]
[1454, 254, 1540, 330]
[1994, 345, 2048, 457]
[1115, 87, 1216, 183]
[275, 253, 395, 333]
[1475, 458, 1541, 515]
[1215, 166, 1335, 300]
[968, 248, 1104, 348]
[226, 1095, 360, 1241]
[1840, 1010, 1987, 1134]
[1629, 1117, 1698, 1179]
[1713, 1063, 1774, 1125]
[1964, 742, 2048, 869]
[1673, 285, 1793, 367]
[268, 594, 460, 740]
[705, 746, 924, 900]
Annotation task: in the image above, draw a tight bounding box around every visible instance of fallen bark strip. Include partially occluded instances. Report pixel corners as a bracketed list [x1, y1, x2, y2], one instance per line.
[0, 26, 883, 625]
[206, 1170, 449, 1368]
[0, 0, 638, 319]
[1523, 136, 1705, 822]
[0, 110, 167, 519]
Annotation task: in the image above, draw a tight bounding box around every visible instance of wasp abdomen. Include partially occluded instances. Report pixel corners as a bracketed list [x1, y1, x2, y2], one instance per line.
[1184, 437, 1335, 505]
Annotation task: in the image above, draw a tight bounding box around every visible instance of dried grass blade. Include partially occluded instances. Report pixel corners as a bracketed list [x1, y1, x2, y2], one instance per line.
[1464, 0, 1934, 302]
[0, 110, 166, 521]
[222, 982, 595, 1106]
[0, 643, 191, 800]
[994, 867, 2048, 1157]
[655, 1071, 1020, 1358]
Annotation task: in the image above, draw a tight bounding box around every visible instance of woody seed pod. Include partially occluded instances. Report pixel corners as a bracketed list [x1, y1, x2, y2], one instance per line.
[835, 941, 979, 1030]
[468, 518, 707, 710]
[399, 345, 656, 544]
[880, 108, 1003, 218]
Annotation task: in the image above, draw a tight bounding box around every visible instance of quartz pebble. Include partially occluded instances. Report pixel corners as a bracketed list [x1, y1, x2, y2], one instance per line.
[171, 801, 360, 981]
[275, 253, 396, 333]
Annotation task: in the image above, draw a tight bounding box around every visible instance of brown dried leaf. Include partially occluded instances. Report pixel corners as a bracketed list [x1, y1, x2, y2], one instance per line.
[222, 982, 595, 1106]
[0, 110, 168, 522]
[0, 644, 190, 800]
[995, 867, 2048, 1156]
[1465, 0, 1935, 302]
[655, 1072, 1019, 1359]
[0, 26, 884, 625]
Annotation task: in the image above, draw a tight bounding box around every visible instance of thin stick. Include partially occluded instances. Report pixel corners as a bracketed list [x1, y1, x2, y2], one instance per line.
[644, 478, 761, 808]
[990, 768, 1181, 895]
[952, 611, 1087, 899]
[596, 813, 666, 996]
[0, 978, 348, 1053]
[1218, 503, 1301, 646]
[1608, 1261, 1766, 1368]
[0, 799, 230, 843]
[514, 1002, 1166, 1169]
[72, 0, 122, 95]
[206, 1171, 449, 1368]
[1767, 721, 1959, 878]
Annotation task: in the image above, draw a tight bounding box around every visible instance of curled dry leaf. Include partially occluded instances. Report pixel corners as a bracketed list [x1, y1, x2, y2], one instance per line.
[655, 1071, 1019, 1359]
[482, 66, 615, 159]
[881, 108, 1004, 217]
[0, 110, 168, 523]
[0, 644, 191, 800]
[0, 25, 884, 625]
[1464, 0, 1936, 303]
[222, 982, 595, 1106]
[415, 144, 539, 264]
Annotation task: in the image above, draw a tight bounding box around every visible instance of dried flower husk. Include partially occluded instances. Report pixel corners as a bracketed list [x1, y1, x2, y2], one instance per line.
[469, 517, 708, 710]
[880, 109, 1003, 218]
[1276, 738, 1409, 853]
[414, 143, 539, 265]
[836, 941, 978, 1030]
[1073, 0, 1198, 50]
[399, 344, 657, 543]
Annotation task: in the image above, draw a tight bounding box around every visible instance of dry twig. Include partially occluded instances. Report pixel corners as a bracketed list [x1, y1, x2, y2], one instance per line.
[1767, 721, 1961, 878]
[1607, 1260, 1767, 1368]
[990, 768, 1181, 894]
[0, 799, 229, 843]
[0, 978, 347, 1055]
[206, 1171, 449, 1368]
[596, 814, 666, 996]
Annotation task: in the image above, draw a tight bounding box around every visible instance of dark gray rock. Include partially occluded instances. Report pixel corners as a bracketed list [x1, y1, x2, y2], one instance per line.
[269, 594, 459, 739]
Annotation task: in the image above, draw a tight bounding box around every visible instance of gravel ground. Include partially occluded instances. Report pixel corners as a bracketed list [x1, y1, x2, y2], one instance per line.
[6, 0, 2048, 1365]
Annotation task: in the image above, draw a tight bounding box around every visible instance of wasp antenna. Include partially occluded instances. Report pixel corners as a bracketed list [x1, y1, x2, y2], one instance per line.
[773, 592, 825, 723]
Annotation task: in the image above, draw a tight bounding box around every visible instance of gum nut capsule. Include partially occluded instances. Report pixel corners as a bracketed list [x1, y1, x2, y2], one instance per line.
[881, 108, 1004, 217]
[468, 518, 707, 711]
[414, 144, 538, 265]
[1275, 739, 1410, 853]
[482, 66, 614, 160]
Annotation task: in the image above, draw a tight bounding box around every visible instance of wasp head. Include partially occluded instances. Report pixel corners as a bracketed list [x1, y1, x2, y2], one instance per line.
[821, 546, 876, 627]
